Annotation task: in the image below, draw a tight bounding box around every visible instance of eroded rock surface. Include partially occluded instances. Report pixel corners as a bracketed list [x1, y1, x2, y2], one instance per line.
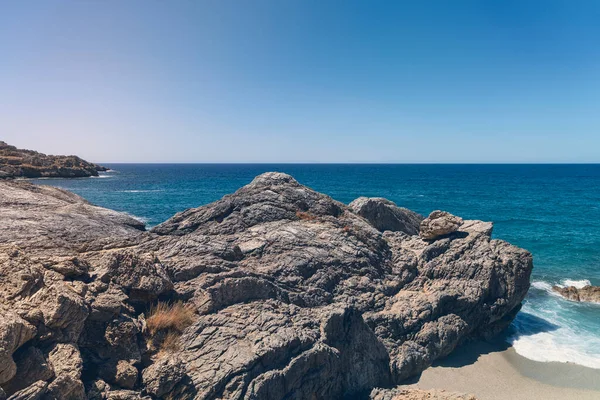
[0, 172, 533, 399]
[552, 285, 600, 303]
[349, 197, 423, 235]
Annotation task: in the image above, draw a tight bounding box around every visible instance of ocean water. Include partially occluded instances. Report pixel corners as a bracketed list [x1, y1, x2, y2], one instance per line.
[31, 164, 600, 369]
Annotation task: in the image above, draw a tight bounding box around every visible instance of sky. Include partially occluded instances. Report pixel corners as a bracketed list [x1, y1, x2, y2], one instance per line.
[1, 1, 600, 163]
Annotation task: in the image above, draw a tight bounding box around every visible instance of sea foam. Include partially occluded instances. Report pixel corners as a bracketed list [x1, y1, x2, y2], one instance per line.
[509, 305, 600, 369]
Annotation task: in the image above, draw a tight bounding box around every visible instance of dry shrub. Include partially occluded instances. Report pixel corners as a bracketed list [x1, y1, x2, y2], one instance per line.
[296, 211, 317, 221]
[147, 301, 195, 336]
[342, 225, 352, 233]
[156, 331, 182, 358]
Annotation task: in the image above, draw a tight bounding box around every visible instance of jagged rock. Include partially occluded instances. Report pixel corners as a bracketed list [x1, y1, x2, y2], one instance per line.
[6, 380, 47, 400]
[370, 387, 477, 400]
[45, 343, 85, 399]
[97, 252, 172, 303]
[2, 347, 53, 395]
[0, 171, 533, 400]
[141, 355, 186, 397]
[0, 314, 37, 384]
[552, 285, 600, 303]
[419, 211, 463, 240]
[0, 141, 107, 179]
[349, 197, 424, 235]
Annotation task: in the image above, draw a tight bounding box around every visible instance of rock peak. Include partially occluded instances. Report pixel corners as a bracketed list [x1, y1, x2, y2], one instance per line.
[248, 171, 299, 187]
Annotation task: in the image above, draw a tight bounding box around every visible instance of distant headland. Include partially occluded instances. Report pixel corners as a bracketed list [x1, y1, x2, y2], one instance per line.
[0, 141, 107, 179]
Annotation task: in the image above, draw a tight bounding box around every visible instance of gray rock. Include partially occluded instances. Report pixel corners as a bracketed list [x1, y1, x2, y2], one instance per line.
[349, 197, 424, 235]
[141, 355, 185, 397]
[0, 171, 533, 400]
[0, 181, 144, 256]
[419, 210, 464, 240]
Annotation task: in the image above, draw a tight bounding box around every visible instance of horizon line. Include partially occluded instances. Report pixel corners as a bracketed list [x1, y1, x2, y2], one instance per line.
[97, 161, 600, 165]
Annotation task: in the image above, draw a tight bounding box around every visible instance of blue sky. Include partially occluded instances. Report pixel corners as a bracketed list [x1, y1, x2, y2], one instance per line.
[2, 1, 600, 162]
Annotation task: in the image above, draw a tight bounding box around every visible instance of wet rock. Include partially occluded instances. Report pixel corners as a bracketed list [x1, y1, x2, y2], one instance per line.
[552, 285, 600, 303]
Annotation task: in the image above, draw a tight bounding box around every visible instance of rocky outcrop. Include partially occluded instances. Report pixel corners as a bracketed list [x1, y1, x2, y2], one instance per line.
[552, 285, 600, 303]
[370, 387, 477, 400]
[419, 211, 464, 240]
[0, 141, 107, 179]
[0, 181, 145, 255]
[349, 197, 423, 235]
[0, 172, 533, 399]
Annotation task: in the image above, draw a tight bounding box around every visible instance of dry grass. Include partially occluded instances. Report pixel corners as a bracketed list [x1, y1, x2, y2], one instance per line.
[155, 331, 183, 358]
[296, 210, 317, 221]
[147, 301, 195, 335]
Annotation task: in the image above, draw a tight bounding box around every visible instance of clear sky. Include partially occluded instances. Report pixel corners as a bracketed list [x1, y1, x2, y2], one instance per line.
[2, 1, 600, 163]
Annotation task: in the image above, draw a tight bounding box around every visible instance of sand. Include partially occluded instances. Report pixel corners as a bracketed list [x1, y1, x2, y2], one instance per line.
[404, 340, 600, 400]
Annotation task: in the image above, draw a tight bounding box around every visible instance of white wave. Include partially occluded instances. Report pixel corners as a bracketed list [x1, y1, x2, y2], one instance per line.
[118, 190, 164, 193]
[531, 280, 553, 292]
[91, 175, 113, 179]
[561, 279, 591, 289]
[510, 331, 600, 369]
[509, 306, 600, 369]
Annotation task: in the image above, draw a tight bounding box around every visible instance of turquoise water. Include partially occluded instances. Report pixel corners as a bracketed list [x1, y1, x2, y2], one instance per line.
[32, 164, 600, 368]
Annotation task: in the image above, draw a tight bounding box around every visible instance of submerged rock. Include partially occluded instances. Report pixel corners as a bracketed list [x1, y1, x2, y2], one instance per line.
[0, 172, 533, 399]
[552, 285, 600, 303]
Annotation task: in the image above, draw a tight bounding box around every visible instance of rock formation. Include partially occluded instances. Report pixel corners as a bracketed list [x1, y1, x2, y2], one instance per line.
[0, 172, 533, 399]
[552, 285, 600, 303]
[0, 141, 107, 179]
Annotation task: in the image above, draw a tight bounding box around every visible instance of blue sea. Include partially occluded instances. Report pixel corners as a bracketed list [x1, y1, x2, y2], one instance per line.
[32, 164, 600, 369]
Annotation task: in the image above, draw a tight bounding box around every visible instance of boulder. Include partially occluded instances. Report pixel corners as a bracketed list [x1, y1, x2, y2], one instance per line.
[419, 211, 464, 240]
[349, 197, 424, 235]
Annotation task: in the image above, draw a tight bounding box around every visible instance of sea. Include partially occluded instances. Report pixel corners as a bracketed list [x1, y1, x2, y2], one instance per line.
[30, 164, 600, 369]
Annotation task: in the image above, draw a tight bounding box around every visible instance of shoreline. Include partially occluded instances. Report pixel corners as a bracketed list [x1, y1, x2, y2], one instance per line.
[404, 338, 600, 400]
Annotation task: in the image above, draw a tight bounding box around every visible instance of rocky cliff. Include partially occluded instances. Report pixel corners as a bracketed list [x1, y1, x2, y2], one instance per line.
[0, 173, 533, 400]
[0, 141, 107, 179]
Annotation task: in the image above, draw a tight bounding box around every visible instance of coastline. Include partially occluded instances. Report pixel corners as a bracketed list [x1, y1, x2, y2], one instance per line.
[405, 339, 600, 400]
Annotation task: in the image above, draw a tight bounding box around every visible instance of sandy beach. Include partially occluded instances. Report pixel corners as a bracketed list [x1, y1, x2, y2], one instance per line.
[405, 339, 600, 400]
